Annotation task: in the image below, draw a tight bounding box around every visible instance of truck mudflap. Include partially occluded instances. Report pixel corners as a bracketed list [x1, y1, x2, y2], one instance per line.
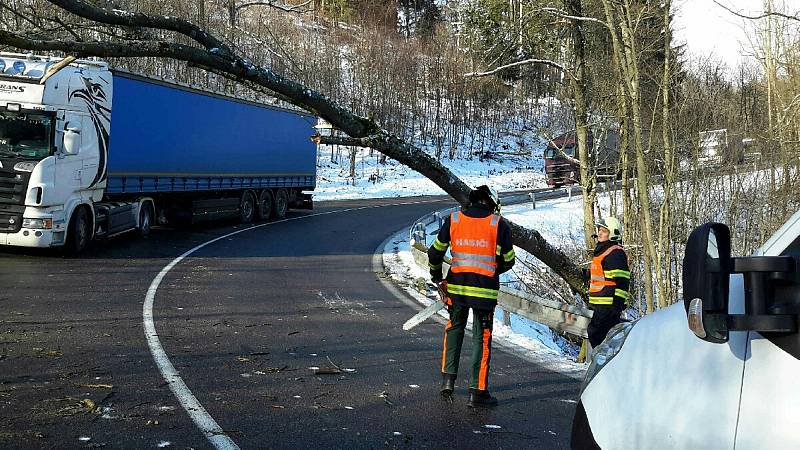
[291, 193, 313, 210]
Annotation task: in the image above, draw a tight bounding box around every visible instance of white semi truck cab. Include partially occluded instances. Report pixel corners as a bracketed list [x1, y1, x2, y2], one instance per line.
[0, 53, 117, 252]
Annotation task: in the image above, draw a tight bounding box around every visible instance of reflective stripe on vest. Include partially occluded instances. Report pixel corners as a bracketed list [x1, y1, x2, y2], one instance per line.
[588, 296, 614, 305]
[449, 212, 499, 277]
[447, 283, 499, 300]
[588, 245, 623, 297]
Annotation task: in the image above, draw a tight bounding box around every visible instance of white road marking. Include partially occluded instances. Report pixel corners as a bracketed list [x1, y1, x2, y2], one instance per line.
[143, 199, 444, 449]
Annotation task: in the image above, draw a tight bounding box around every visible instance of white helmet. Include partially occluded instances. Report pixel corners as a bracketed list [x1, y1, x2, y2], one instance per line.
[596, 216, 623, 241]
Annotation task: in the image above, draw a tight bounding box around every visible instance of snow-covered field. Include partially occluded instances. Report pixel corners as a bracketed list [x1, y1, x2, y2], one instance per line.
[314, 145, 547, 200]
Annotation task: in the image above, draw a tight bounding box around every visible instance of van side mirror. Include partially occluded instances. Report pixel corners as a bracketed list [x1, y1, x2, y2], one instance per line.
[63, 126, 81, 155]
[683, 222, 799, 344]
[683, 223, 732, 343]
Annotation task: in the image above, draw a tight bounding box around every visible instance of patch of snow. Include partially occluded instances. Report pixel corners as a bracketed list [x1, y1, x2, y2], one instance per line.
[314, 145, 545, 201]
[100, 406, 117, 419]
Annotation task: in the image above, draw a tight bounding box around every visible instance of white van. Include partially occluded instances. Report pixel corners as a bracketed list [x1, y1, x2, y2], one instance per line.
[571, 210, 800, 449]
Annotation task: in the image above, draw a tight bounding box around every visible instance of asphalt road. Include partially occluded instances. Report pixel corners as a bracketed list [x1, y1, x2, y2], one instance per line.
[0, 197, 580, 449]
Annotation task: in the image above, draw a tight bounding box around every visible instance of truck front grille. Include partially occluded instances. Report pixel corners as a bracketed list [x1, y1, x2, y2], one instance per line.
[0, 170, 28, 205]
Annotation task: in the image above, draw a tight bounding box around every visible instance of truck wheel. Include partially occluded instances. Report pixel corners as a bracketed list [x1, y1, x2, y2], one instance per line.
[256, 190, 273, 221]
[273, 189, 289, 219]
[65, 207, 91, 256]
[138, 203, 153, 237]
[240, 191, 256, 224]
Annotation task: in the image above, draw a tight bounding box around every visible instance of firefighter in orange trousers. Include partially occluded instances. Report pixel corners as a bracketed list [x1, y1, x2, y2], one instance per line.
[586, 217, 630, 349]
[428, 185, 516, 408]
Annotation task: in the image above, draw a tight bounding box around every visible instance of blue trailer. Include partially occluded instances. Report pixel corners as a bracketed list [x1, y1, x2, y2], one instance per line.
[106, 71, 316, 196]
[0, 53, 317, 253]
[103, 71, 317, 227]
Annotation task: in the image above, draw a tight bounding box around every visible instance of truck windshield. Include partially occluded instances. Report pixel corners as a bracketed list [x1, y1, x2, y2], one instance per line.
[544, 148, 556, 159]
[0, 112, 53, 159]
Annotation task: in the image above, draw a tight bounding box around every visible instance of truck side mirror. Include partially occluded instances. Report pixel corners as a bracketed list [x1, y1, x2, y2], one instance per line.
[683, 223, 732, 343]
[63, 126, 81, 155]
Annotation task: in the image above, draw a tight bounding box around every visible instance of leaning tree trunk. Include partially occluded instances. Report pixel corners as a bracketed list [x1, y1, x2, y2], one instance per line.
[565, 0, 596, 255]
[601, 0, 635, 307]
[656, 0, 675, 308]
[618, 3, 659, 314]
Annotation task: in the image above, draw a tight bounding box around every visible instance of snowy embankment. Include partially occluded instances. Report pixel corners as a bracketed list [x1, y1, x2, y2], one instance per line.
[314, 146, 546, 200]
[380, 194, 602, 379]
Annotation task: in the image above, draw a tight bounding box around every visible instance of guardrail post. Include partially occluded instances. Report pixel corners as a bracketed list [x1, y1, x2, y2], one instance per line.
[434, 211, 442, 230]
[410, 222, 426, 247]
[529, 192, 536, 209]
[567, 186, 573, 201]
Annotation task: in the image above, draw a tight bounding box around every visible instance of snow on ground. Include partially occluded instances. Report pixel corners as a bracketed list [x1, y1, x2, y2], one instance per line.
[380, 192, 599, 379]
[314, 146, 546, 200]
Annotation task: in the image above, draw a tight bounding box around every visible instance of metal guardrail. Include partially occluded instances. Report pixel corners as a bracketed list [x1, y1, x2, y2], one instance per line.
[408, 189, 593, 338]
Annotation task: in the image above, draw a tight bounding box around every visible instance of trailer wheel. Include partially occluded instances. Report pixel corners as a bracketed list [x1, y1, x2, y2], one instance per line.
[65, 207, 91, 256]
[138, 203, 154, 237]
[273, 189, 289, 219]
[256, 189, 273, 221]
[240, 191, 256, 224]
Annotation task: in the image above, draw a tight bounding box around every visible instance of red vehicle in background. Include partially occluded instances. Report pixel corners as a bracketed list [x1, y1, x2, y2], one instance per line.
[544, 129, 620, 188]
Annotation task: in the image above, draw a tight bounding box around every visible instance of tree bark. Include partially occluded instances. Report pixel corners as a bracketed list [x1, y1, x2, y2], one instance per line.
[656, 0, 674, 308]
[618, 3, 658, 314]
[564, 0, 596, 255]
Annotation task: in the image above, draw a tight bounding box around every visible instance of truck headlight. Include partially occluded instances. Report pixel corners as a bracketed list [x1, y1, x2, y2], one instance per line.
[22, 218, 53, 229]
[580, 321, 635, 394]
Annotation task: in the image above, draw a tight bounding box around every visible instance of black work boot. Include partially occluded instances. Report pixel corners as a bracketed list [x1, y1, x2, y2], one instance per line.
[440, 373, 457, 400]
[467, 388, 498, 408]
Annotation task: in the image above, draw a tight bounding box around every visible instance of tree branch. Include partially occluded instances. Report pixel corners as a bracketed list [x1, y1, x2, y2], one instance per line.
[313, 134, 373, 147]
[541, 7, 610, 29]
[713, 0, 800, 22]
[236, 0, 313, 14]
[464, 58, 570, 78]
[46, 0, 236, 57]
